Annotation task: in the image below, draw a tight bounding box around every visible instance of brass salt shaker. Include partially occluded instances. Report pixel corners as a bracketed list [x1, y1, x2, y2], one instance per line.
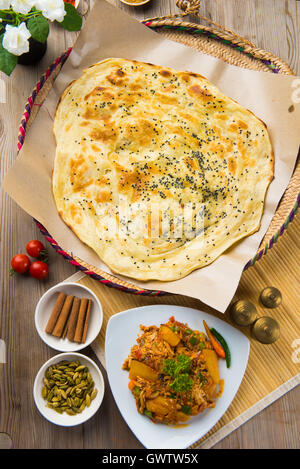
[251, 316, 280, 344]
[230, 300, 258, 326]
[260, 286, 282, 308]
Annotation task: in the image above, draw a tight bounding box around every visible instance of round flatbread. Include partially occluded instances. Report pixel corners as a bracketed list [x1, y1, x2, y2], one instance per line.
[53, 58, 273, 281]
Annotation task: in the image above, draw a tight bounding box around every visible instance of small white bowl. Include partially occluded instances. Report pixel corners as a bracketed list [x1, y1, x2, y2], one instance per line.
[35, 282, 103, 352]
[33, 352, 105, 426]
[120, 0, 151, 6]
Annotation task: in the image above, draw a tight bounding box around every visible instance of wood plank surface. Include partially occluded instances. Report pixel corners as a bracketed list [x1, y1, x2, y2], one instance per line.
[0, 0, 299, 450]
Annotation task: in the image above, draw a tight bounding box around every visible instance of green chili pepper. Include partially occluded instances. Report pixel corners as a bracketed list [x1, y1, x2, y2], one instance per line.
[210, 328, 231, 368]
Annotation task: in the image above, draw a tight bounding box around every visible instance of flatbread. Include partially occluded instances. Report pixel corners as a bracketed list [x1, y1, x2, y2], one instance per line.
[53, 58, 273, 281]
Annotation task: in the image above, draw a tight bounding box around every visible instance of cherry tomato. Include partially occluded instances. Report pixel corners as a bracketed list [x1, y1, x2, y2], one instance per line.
[10, 254, 31, 274]
[26, 240, 45, 258]
[29, 261, 49, 279]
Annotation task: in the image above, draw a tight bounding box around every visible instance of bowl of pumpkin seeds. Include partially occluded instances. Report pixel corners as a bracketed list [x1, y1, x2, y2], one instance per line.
[33, 352, 105, 426]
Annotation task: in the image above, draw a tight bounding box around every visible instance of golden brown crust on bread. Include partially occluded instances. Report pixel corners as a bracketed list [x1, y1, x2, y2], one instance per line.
[52, 58, 274, 281]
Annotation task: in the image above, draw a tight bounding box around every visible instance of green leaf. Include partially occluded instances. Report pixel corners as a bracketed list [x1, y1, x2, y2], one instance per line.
[0, 35, 18, 76]
[59, 3, 82, 31]
[27, 15, 49, 44]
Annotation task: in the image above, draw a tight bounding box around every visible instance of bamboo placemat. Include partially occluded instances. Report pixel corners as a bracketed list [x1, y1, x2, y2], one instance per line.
[62, 210, 300, 448]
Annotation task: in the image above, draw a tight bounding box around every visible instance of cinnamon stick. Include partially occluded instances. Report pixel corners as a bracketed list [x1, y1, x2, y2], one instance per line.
[62, 313, 71, 339]
[81, 299, 92, 343]
[66, 296, 81, 342]
[45, 292, 67, 334]
[52, 295, 74, 338]
[73, 298, 88, 343]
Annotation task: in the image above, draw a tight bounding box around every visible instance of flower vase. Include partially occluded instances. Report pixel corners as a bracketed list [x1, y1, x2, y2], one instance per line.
[18, 37, 47, 66]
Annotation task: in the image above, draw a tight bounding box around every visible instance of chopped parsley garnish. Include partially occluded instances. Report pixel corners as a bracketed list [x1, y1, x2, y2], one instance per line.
[170, 374, 193, 393]
[163, 354, 191, 377]
[162, 354, 193, 393]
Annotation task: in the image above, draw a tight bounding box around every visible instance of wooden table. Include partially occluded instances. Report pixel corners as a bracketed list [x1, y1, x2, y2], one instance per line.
[0, 0, 299, 449]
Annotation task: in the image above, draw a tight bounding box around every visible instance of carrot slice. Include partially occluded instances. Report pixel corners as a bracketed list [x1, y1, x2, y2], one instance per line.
[203, 320, 226, 358]
[128, 380, 138, 391]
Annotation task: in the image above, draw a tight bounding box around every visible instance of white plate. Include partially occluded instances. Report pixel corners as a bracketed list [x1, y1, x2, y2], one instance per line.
[35, 282, 103, 352]
[105, 304, 250, 449]
[33, 352, 105, 426]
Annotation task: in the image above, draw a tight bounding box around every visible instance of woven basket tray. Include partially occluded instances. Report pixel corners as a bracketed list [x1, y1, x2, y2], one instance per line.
[18, 2, 300, 296]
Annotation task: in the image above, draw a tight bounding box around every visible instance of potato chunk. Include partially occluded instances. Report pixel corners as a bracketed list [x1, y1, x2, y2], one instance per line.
[129, 360, 158, 381]
[201, 349, 220, 384]
[159, 325, 180, 346]
[146, 396, 171, 416]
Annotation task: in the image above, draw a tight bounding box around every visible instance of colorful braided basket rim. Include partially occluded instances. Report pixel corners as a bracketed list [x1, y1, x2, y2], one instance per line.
[17, 23, 299, 296]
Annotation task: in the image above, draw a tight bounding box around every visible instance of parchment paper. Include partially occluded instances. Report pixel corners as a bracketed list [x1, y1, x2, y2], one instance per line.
[3, 0, 300, 312]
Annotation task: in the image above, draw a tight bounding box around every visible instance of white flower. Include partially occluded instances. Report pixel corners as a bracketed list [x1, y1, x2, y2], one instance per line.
[10, 0, 35, 14]
[3, 22, 31, 56]
[0, 0, 11, 9]
[35, 0, 66, 22]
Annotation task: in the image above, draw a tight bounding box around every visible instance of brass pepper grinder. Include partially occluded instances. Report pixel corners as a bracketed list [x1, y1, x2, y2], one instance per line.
[260, 286, 282, 308]
[251, 316, 280, 344]
[229, 300, 258, 326]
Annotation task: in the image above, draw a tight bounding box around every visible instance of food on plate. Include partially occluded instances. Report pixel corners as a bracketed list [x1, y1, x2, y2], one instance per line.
[203, 319, 226, 359]
[53, 58, 273, 281]
[122, 316, 226, 425]
[10, 253, 31, 275]
[209, 327, 231, 368]
[41, 359, 98, 415]
[45, 292, 93, 343]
